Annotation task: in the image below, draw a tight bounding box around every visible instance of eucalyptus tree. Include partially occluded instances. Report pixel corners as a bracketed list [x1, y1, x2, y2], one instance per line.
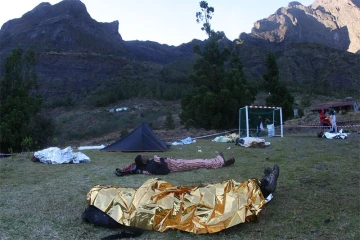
[196, 1, 214, 37]
[180, 1, 255, 129]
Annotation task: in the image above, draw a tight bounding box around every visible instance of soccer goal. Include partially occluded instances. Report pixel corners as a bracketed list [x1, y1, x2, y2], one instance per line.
[239, 106, 283, 138]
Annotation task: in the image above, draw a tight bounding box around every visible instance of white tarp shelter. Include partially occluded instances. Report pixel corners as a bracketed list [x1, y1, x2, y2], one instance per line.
[34, 147, 90, 164]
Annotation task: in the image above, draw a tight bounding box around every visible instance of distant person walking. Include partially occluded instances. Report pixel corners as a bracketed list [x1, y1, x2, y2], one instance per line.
[329, 109, 337, 133]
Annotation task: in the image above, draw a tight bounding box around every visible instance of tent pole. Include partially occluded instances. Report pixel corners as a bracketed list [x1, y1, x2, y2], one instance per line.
[280, 107, 283, 137]
[246, 106, 249, 138]
[239, 108, 241, 137]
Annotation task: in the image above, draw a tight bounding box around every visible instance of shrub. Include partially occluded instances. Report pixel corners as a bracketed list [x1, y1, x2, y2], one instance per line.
[164, 113, 175, 130]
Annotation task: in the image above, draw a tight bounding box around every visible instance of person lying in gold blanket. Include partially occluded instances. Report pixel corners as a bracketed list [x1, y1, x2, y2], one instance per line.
[82, 164, 279, 238]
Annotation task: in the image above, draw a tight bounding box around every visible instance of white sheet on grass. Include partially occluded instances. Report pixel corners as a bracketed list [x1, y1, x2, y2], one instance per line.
[172, 137, 196, 145]
[212, 136, 233, 143]
[78, 145, 105, 150]
[34, 147, 90, 164]
[323, 129, 348, 139]
[238, 137, 267, 147]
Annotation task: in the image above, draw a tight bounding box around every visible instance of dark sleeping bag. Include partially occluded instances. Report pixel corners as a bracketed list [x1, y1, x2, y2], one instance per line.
[82, 205, 144, 239]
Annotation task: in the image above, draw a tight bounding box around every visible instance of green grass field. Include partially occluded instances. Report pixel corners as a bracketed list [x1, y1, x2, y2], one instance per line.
[0, 133, 359, 240]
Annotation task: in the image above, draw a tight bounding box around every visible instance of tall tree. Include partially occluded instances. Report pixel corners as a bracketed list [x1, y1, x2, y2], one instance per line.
[263, 52, 294, 120]
[196, 1, 215, 37]
[263, 52, 279, 94]
[180, 1, 255, 130]
[0, 47, 44, 153]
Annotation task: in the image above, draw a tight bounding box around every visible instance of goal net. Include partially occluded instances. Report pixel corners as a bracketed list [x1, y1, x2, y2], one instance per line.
[239, 106, 283, 138]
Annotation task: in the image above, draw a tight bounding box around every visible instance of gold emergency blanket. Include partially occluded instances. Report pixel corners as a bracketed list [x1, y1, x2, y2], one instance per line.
[86, 178, 266, 234]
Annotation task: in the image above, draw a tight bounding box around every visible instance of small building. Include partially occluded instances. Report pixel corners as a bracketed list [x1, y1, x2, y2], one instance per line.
[109, 107, 129, 113]
[311, 101, 358, 113]
[116, 107, 129, 112]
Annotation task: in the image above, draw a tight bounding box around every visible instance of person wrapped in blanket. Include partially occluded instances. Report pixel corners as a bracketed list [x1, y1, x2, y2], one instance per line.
[114, 152, 235, 176]
[83, 164, 280, 238]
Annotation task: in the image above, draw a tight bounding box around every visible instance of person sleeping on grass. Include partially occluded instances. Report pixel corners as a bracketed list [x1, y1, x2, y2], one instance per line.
[82, 164, 280, 238]
[114, 152, 235, 176]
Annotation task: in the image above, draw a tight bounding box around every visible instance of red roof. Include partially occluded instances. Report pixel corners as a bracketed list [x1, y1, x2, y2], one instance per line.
[311, 101, 357, 111]
[332, 101, 357, 107]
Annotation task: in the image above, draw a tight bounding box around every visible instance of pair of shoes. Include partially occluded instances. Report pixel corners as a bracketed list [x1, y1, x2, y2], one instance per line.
[317, 132, 324, 138]
[223, 157, 235, 167]
[262, 164, 280, 194]
[218, 152, 235, 167]
[114, 168, 125, 176]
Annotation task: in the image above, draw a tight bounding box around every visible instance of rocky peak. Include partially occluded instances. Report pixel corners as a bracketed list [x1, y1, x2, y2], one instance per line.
[243, 0, 360, 54]
[61, 0, 86, 5]
[310, 0, 360, 53]
[287, 1, 304, 7]
[27, 2, 52, 14]
[312, 0, 360, 8]
[18, 0, 90, 25]
[0, 0, 125, 56]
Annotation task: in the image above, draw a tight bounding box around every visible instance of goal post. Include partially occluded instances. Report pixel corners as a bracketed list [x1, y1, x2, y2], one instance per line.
[239, 106, 283, 138]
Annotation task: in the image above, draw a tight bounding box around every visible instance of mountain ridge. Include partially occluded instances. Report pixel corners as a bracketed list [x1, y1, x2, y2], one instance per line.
[0, 0, 359, 103]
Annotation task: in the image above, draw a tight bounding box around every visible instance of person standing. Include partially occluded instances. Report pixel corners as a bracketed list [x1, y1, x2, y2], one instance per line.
[329, 109, 337, 133]
[256, 116, 263, 137]
[319, 109, 331, 131]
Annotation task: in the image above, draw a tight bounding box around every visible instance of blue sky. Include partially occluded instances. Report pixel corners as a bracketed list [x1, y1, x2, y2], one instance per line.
[0, 0, 315, 46]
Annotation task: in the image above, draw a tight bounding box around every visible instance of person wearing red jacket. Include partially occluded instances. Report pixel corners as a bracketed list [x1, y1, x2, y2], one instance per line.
[319, 109, 331, 130]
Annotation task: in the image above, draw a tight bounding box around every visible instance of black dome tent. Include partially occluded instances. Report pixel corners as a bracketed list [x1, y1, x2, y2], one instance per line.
[101, 122, 168, 152]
